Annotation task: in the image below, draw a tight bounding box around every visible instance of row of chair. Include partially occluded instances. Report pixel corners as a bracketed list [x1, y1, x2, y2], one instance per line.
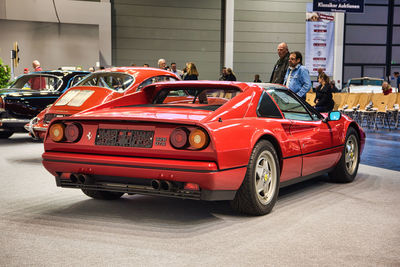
[305, 92, 400, 130]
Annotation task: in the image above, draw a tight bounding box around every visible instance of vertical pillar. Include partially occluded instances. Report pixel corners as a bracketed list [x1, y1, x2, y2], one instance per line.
[224, 0, 234, 69]
[333, 12, 344, 90]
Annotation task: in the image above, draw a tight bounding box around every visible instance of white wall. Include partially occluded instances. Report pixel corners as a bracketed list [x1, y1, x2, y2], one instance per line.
[0, 0, 111, 76]
[0, 20, 99, 75]
[112, 0, 222, 80]
[233, 0, 312, 82]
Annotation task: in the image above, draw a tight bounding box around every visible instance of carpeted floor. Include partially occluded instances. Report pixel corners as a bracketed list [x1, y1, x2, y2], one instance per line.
[361, 128, 400, 171]
[0, 133, 399, 266]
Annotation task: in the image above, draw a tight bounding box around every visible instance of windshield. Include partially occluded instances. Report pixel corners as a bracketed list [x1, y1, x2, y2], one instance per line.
[76, 72, 135, 91]
[8, 74, 62, 91]
[121, 87, 241, 111]
[151, 87, 240, 110]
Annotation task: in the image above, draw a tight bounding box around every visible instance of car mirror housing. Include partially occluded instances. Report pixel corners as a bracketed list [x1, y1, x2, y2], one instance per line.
[323, 111, 341, 122]
[329, 111, 341, 121]
[323, 111, 342, 122]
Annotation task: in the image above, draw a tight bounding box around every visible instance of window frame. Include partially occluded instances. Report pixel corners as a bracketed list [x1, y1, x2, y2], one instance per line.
[267, 88, 323, 121]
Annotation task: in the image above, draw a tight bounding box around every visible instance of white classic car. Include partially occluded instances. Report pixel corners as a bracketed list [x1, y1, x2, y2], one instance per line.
[342, 77, 384, 93]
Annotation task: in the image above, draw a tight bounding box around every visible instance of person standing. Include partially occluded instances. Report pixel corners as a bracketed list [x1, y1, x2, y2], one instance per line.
[30, 60, 46, 90]
[32, 60, 42, 72]
[394, 72, 400, 92]
[219, 67, 228, 81]
[183, 62, 199, 80]
[253, 74, 262, 83]
[270, 42, 290, 85]
[314, 73, 334, 112]
[225, 68, 237, 81]
[170, 62, 183, 78]
[284, 51, 312, 99]
[158, 58, 167, 70]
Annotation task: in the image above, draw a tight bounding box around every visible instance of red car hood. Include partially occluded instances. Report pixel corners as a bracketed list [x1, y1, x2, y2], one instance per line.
[74, 106, 213, 124]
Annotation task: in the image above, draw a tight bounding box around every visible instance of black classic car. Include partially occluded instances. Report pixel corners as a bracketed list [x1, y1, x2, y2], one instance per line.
[0, 70, 89, 138]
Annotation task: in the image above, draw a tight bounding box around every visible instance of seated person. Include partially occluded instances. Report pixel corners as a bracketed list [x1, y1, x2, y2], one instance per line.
[330, 80, 339, 92]
[382, 81, 392, 95]
[314, 73, 334, 112]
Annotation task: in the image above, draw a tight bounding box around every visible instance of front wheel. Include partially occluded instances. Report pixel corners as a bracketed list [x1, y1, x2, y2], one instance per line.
[82, 189, 124, 200]
[329, 127, 360, 183]
[231, 140, 280, 216]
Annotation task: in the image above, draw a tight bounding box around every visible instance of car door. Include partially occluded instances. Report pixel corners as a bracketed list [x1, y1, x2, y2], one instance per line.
[269, 90, 340, 177]
[257, 90, 302, 181]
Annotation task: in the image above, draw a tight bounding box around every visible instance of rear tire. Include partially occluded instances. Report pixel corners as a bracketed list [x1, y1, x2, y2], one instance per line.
[329, 127, 360, 183]
[231, 140, 280, 216]
[0, 131, 13, 139]
[81, 189, 124, 200]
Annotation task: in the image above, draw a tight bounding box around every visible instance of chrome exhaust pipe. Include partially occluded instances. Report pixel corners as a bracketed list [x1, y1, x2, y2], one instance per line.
[160, 180, 172, 191]
[151, 179, 161, 190]
[70, 173, 79, 183]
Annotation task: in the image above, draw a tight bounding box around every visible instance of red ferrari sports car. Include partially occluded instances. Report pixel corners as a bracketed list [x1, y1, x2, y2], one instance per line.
[42, 81, 365, 215]
[26, 67, 180, 139]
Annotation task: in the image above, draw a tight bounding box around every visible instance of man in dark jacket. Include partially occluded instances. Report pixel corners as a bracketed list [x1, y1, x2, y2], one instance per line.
[270, 42, 290, 85]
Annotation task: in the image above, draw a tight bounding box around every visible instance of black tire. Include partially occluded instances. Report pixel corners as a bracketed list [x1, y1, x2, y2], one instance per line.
[329, 127, 360, 183]
[0, 131, 13, 139]
[231, 140, 280, 216]
[81, 189, 124, 200]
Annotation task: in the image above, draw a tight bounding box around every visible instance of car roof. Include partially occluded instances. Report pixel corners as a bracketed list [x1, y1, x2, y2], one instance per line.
[141, 80, 250, 92]
[98, 67, 181, 80]
[34, 70, 90, 74]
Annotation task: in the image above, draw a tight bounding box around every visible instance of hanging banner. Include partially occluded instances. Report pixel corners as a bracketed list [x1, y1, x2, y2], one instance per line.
[313, 0, 364, 13]
[305, 3, 335, 77]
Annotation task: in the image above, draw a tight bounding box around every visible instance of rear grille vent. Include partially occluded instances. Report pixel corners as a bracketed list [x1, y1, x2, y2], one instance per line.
[95, 128, 154, 148]
[44, 113, 69, 124]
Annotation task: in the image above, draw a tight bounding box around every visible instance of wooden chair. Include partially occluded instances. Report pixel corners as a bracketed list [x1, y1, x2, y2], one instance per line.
[372, 94, 392, 129]
[339, 93, 360, 119]
[386, 93, 400, 129]
[356, 93, 377, 128]
[306, 92, 316, 106]
[332, 93, 348, 111]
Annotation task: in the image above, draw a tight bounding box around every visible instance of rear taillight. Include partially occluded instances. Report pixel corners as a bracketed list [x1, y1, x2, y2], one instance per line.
[0, 96, 4, 109]
[170, 127, 189, 149]
[189, 128, 209, 149]
[49, 123, 65, 142]
[170, 127, 209, 150]
[49, 122, 82, 143]
[65, 123, 82, 142]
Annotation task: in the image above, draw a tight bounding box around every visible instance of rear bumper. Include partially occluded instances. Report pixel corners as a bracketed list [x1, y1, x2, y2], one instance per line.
[24, 122, 47, 140]
[0, 118, 29, 132]
[42, 151, 246, 200]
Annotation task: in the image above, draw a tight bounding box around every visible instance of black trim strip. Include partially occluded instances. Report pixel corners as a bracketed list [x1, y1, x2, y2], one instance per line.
[44, 158, 246, 173]
[282, 144, 344, 160]
[280, 167, 335, 188]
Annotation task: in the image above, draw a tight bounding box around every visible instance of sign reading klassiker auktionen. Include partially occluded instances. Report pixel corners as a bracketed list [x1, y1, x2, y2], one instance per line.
[313, 0, 364, 13]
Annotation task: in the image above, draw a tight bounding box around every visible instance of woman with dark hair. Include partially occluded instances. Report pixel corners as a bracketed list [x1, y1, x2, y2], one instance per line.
[226, 68, 237, 81]
[314, 73, 334, 112]
[183, 62, 199, 80]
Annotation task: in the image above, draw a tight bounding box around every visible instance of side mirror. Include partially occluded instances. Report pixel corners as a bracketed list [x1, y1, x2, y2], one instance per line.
[323, 111, 341, 123]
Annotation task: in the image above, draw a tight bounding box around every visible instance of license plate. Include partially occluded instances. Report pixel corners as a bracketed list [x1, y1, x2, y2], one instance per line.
[95, 128, 154, 148]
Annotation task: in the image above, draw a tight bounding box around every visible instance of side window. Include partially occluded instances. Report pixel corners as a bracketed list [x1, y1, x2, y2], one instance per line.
[137, 76, 178, 91]
[257, 91, 283, 118]
[269, 90, 313, 121]
[69, 75, 86, 87]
